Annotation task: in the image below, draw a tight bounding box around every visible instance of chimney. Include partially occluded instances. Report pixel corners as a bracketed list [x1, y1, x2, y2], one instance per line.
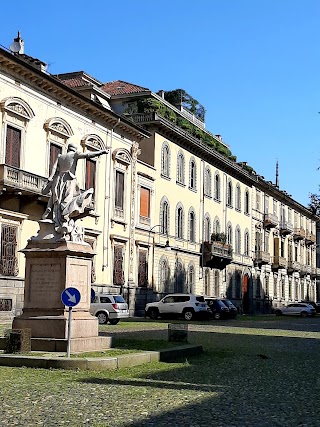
[10, 31, 24, 54]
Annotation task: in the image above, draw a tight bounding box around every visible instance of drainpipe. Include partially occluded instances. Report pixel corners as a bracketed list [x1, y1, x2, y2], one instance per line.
[102, 118, 120, 271]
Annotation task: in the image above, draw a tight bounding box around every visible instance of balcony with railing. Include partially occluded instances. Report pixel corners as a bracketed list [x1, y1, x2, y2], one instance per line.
[0, 164, 47, 196]
[293, 227, 305, 240]
[253, 251, 270, 265]
[287, 260, 301, 273]
[279, 221, 294, 236]
[264, 213, 279, 229]
[272, 256, 287, 270]
[305, 231, 316, 245]
[201, 240, 233, 270]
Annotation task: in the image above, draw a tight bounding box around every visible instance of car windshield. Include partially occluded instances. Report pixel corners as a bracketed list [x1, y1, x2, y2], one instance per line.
[114, 296, 126, 303]
[196, 296, 205, 303]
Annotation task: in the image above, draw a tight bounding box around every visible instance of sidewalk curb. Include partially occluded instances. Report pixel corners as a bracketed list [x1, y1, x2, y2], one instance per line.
[0, 344, 203, 370]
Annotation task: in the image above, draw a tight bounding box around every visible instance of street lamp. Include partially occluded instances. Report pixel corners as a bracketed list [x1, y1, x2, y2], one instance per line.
[145, 224, 171, 311]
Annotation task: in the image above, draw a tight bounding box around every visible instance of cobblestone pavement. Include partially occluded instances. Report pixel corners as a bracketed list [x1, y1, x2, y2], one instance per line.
[1, 317, 320, 427]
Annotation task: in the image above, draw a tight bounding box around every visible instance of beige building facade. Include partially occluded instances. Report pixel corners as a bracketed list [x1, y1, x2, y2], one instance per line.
[0, 37, 318, 321]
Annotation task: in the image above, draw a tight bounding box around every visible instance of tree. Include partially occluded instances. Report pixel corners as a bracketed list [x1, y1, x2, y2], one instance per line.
[308, 191, 320, 215]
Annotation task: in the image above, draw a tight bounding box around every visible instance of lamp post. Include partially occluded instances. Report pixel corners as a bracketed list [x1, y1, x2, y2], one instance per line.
[144, 224, 170, 312]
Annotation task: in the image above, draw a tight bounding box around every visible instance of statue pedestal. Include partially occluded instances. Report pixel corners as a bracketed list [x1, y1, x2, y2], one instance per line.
[13, 238, 98, 341]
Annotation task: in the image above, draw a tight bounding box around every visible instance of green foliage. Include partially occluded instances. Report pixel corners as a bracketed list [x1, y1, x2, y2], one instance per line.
[308, 192, 320, 215]
[132, 96, 237, 162]
[164, 89, 206, 121]
[211, 232, 227, 244]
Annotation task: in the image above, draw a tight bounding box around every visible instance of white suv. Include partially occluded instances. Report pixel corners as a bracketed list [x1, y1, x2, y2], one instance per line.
[145, 294, 209, 321]
[90, 294, 129, 324]
[275, 302, 316, 317]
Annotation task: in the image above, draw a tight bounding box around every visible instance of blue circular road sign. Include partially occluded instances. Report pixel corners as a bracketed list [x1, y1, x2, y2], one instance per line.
[61, 287, 81, 307]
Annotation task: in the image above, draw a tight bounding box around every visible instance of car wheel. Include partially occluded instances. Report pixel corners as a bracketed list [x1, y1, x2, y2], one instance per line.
[96, 311, 108, 324]
[109, 319, 120, 325]
[148, 308, 159, 320]
[300, 311, 308, 318]
[275, 310, 282, 316]
[214, 312, 221, 320]
[183, 309, 194, 321]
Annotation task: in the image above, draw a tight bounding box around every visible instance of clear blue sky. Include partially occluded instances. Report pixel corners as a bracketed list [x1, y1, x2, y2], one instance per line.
[1, 0, 319, 207]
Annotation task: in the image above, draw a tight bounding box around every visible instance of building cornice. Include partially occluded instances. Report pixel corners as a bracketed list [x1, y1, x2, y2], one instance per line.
[0, 47, 150, 141]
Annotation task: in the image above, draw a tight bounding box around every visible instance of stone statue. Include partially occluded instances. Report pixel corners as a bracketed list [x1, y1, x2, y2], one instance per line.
[41, 143, 108, 240]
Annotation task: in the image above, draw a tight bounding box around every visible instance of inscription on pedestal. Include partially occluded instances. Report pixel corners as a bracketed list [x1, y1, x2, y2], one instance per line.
[29, 264, 61, 306]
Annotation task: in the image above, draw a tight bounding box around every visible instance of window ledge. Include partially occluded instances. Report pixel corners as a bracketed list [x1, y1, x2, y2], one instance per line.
[176, 181, 186, 187]
[161, 174, 171, 181]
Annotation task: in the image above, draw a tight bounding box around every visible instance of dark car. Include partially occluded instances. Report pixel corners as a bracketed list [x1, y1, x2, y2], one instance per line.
[221, 299, 238, 318]
[205, 297, 229, 320]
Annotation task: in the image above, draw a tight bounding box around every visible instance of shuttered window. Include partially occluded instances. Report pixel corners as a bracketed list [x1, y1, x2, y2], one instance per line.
[140, 187, 150, 218]
[5, 125, 21, 168]
[49, 143, 62, 175]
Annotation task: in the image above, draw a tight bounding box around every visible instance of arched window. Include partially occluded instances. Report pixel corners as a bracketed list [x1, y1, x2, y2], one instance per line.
[175, 258, 186, 293]
[158, 256, 170, 293]
[244, 230, 249, 256]
[214, 217, 221, 234]
[204, 167, 211, 197]
[235, 225, 241, 254]
[176, 151, 185, 185]
[81, 134, 105, 201]
[188, 263, 195, 293]
[1, 97, 35, 170]
[204, 214, 211, 241]
[160, 196, 170, 235]
[188, 208, 196, 243]
[235, 184, 241, 211]
[244, 189, 250, 214]
[176, 203, 184, 239]
[227, 180, 233, 207]
[214, 173, 220, 201]
[44, 117, 74, 177]
[189, 158, 197, 190]
[227, 223, 232, 245]
[161, 142, 170, 178]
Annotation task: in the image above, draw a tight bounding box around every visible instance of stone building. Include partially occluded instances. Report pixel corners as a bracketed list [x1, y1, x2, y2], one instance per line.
[0, 36, 149, 320]
[0, 35, 318, 320]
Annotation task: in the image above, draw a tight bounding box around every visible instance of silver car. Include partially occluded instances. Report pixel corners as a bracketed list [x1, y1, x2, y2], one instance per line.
[90, 294, 129, 324]
[275, 303, 316, 318]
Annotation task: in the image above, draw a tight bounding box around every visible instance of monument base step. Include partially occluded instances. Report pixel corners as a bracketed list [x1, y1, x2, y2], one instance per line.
[30, 336, 114, 352]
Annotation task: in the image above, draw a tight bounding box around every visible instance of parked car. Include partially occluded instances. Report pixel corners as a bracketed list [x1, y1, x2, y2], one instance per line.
[220, 298, 238, 318]
[300, 301, 320, 314]
[274, 302, 316, 318]
[205, 297, 230, 320]
[145, 294, 209, 321]
[90, 293, 129, 324]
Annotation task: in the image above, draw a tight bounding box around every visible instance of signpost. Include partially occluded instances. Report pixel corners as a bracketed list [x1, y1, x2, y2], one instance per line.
[61, 287, 81, 357]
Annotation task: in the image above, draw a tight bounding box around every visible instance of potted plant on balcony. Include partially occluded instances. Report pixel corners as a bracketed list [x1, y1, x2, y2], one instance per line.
[211, 232, 227, 245]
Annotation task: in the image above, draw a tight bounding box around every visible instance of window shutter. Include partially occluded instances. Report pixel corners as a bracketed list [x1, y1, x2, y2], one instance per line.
[140, 187, 150, 218]
[5, 125, 21, 168]
[49, 143, 62, 175]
